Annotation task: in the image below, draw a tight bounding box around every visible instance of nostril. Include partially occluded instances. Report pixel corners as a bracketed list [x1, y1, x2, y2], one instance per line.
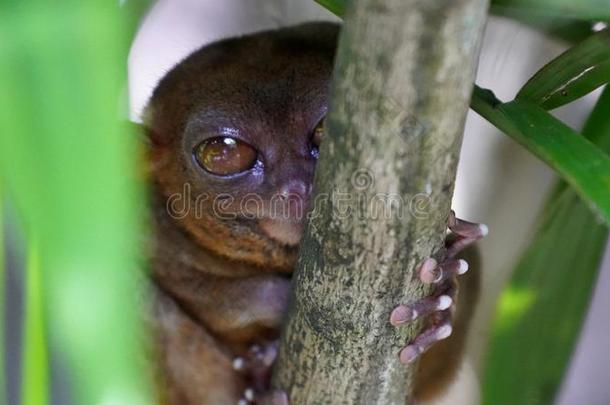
[279, 180, 309, 200]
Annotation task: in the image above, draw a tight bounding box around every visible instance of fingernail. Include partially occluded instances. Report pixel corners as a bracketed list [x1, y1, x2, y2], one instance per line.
[421, 268, 440, 283]
[399, 345, 419, 364]
[436, 324, 453, 340]
[421, 258, 437, 273]
[232, 357, 244, 370]
[270, 391, 290, 405]
[457, 259, 469, 274]
[419, 258, 439, 283]
[390, 305, 414, 325]
[277, 391, 290, 405]
[437, 295, 452, 310]
[244, 388, 255, 401]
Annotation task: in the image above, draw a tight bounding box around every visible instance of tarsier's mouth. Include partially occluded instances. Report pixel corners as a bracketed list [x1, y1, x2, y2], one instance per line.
[257, 193, 311, 246]
[258, 216, 305, 246]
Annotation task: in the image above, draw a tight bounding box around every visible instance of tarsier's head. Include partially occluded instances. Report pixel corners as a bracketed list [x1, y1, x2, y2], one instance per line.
[144, 23, 339, 270]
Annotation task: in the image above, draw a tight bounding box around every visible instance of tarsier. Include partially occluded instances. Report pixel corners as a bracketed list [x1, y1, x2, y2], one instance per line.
[143, 22, 487, 405]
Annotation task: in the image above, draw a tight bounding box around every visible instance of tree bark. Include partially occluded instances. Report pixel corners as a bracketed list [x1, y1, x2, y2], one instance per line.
[271, 0, 489, 403]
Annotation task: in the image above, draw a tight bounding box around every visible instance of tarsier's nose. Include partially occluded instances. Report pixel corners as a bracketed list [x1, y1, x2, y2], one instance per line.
[273, 179, 311, 221]
[278, 179, 311, 201]
[259, 179, 311, 245]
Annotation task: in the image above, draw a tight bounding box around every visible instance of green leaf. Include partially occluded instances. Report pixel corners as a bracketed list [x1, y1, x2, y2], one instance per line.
[517, 30, 610, 110]
[22, 240, 49, 405]
[487, 0, 608, 42]
[315, 0, 347, 17]
[472, 86, 610, 225]
[491, 0, 610, 21]
[483, 85, 610, 405]
[483, 189, 608, 405]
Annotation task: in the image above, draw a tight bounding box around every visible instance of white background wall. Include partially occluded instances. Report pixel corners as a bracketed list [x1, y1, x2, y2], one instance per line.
[128, 2, 610, 403]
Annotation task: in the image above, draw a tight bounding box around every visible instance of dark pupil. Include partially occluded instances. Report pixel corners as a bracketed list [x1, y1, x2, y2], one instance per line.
[195, 137, 257, 175]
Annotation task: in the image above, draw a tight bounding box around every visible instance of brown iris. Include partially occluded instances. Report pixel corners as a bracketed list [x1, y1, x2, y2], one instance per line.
[194, 137, 257, 175]
[312, 117, 325, 147]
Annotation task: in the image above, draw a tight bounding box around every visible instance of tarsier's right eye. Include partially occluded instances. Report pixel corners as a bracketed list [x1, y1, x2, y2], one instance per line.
[194, 137, 258, 176]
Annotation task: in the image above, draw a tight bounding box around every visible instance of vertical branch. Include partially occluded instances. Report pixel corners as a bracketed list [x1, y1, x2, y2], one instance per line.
[272, 0, 489, 403]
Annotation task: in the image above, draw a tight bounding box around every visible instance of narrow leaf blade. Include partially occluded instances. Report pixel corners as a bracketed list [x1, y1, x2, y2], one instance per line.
[315, 0, 347, 17]
[491, 0, 610, 21]
[517, 30, 610, 110]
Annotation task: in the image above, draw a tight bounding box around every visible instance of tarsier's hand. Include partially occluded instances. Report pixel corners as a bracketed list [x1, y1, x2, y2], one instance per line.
[233, 341, 289, 405]
[232, 211, 486, 403]
[390, 211, 488, 363]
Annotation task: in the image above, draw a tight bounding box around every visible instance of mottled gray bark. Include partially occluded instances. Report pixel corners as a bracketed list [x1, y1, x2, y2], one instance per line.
[271, 0, 489, 404]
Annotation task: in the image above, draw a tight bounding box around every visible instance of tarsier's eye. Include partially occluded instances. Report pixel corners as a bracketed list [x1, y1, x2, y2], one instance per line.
[312, 117, 325, 148]
[194, 137, 257, 175]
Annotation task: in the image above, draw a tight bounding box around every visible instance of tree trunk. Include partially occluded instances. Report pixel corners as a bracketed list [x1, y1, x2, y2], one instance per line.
[271, 0, 489, 403]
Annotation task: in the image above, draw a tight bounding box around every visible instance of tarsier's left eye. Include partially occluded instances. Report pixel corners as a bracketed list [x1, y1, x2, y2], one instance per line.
[194, 137, 257, 176]
[312, 117, 325, 148]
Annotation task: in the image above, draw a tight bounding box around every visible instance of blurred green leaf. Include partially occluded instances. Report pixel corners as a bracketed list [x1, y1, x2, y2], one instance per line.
[22, 240, 48, 405]
[0, 3, 151, 405]
[483, 85, 610, 405]
[517, 30, 610, 110]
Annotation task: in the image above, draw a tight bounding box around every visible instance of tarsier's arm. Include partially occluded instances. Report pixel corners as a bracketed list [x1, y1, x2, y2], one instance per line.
[143, 22, 487, 405]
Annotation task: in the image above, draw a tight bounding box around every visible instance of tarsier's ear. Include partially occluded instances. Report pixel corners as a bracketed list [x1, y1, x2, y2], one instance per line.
[124, 120, 170, 179]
